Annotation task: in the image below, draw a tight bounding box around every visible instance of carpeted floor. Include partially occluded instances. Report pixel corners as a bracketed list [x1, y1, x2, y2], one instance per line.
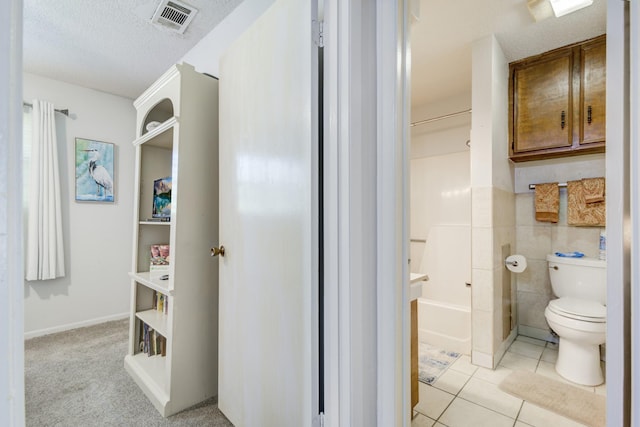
[25, 319, 233, 426]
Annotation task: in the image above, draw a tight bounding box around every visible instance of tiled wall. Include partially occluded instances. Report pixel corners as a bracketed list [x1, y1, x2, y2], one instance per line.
[515, 190, 603, 337]
[471, 187, 516, 362]
[513, 154, 605, 338]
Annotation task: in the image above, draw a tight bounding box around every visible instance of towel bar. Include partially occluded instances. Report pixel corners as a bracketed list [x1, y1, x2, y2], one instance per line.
[529, 182, 568, 190]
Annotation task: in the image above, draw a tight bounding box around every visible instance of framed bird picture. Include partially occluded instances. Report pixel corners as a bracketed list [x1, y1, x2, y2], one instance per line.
[75, 138, 115, 202]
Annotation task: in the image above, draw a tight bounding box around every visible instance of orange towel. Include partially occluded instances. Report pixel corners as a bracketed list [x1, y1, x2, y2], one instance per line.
[535, 182, 559, 223]
[582, 177, 605, 204]
[567, 179, 606, 226]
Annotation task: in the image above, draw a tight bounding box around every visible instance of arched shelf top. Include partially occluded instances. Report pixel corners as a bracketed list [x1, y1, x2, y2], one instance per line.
[141, 98, 174, 135]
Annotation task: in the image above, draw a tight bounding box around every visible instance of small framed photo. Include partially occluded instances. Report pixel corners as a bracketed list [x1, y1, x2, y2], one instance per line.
[75, 138, 115, 202]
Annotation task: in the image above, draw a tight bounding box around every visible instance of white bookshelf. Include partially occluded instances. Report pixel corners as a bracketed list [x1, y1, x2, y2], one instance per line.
[128, 272, 173, 295]
[125, 63, 219, 417]
[135, 309, 169, 337]
[124, 353, 169, 412]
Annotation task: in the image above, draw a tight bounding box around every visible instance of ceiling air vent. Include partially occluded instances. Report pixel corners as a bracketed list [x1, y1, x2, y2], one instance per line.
[151, 0, 198, 34]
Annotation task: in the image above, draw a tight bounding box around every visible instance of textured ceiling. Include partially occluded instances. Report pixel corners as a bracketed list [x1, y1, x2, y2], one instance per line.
[411, 0, 607, 108]
[23, 0, 244, 99]
[23, 0, 606, 105]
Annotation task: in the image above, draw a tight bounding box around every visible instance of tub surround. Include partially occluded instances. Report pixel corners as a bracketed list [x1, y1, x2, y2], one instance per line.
[410, 150, 472, 357]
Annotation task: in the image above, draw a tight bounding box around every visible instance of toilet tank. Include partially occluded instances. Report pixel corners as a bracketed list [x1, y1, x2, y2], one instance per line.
[546, 255, 607, 304]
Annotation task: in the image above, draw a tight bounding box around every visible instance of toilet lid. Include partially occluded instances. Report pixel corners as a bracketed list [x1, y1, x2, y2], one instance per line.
[548, 297, 606, 322]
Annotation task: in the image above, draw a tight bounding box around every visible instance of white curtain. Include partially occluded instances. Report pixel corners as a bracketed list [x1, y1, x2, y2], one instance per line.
[25, 99, 65, 281]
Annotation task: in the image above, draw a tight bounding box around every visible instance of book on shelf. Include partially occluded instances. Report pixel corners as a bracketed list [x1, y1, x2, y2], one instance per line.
[152, 291, 169, 314]
[139, 321, 167, 358]
[149, 244, 170, 274]
[152, 176, 172, 220]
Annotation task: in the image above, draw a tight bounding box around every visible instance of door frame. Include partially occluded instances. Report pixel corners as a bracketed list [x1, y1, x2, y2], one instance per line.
[323, 0, 410, 425]
[0, 0, 25, 426]
[323, 0, 634, 426]
[631, 1, 640, 423]
[606, 1, 635, 426]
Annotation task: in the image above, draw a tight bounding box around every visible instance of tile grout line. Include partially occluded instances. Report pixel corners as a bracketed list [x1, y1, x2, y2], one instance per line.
[431, 375, 471, 424]
[512, 400, 526, 426]
[425, 363, 476, 425]
[417, 337, 600, 426]
[432, 368, 523, 424]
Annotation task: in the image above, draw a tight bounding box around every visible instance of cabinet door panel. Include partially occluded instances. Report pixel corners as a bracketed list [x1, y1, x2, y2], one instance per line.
[513, 54, 572, 153]
[580, 39, 606, 145]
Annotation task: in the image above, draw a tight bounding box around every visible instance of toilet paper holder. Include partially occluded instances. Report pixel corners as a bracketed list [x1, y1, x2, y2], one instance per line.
[504, 254, 527, 273]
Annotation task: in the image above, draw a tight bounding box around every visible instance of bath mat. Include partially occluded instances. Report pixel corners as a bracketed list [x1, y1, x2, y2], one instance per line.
[499, 370, 605, 427]
[418, 343, 461, 385]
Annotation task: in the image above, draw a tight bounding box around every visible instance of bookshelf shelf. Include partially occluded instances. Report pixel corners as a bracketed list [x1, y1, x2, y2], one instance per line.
[139, 221, 171, 226]
[126, 63, 219, 418]
[129, 272, 174, 295]
[132, 117, 177, 148]
[136, 309, 169, 337]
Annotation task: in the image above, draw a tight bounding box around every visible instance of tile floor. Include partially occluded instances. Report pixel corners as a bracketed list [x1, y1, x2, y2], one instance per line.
[412, 335, 606, 427]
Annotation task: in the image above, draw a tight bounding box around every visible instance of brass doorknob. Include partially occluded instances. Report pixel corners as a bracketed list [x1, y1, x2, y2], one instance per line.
[211, 246, 225, 257]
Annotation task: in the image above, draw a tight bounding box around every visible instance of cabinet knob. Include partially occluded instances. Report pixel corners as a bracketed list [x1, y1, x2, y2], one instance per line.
[587, 105, 592, 125]
[560, 110, 566, 130]
[211, 246, 225, 257]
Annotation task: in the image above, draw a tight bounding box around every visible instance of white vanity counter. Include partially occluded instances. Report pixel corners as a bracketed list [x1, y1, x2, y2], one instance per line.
[409, 273, 428, 301]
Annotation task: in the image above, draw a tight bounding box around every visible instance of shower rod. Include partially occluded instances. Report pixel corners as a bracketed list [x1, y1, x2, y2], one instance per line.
[410, 108, 471, 128]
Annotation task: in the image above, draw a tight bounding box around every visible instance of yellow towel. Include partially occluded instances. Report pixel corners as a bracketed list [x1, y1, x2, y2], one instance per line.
[535, 182, 559, 223]
[582, 177, 605, 204]
[567, 179, 606, 226]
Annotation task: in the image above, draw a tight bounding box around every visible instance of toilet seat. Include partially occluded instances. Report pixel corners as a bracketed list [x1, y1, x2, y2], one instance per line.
[548, 297, 606, 323]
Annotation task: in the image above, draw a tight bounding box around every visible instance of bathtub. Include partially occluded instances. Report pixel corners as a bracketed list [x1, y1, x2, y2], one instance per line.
[415, 225, 471, 355]
[418, 297, 471, 355]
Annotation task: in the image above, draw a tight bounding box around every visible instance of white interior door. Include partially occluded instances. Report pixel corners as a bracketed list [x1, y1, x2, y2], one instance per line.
[217, 0, 319, 426]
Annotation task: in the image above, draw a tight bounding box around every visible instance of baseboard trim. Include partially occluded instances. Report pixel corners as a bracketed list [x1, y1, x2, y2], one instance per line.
[518, 325, 553, 342]
[494, 328, 518, 368]
[24, 312, 129, 340]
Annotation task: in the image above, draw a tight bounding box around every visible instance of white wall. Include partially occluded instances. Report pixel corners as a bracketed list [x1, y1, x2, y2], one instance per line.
[23, 73, 136, 338]
[180, 0, 275, 76]
[411, 92, 471, 158]
[513, 154, 606, 193]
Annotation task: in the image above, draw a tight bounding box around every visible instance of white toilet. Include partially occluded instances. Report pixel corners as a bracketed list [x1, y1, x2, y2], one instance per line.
[544, 254, 606, 386]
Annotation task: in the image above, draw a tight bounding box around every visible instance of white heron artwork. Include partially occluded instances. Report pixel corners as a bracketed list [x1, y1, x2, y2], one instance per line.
[75, 138, 115, 202]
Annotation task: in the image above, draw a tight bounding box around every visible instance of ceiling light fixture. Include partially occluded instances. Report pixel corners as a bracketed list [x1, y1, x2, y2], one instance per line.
[548, 0, 593, 17]
[527, 0, 554, 21]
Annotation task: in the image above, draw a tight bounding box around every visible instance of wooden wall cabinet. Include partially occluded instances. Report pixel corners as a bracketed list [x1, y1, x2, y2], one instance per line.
[509, 35, 606, 162]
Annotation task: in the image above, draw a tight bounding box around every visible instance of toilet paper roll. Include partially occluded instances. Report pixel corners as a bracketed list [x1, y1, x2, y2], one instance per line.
[505, 254, 527, 273]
